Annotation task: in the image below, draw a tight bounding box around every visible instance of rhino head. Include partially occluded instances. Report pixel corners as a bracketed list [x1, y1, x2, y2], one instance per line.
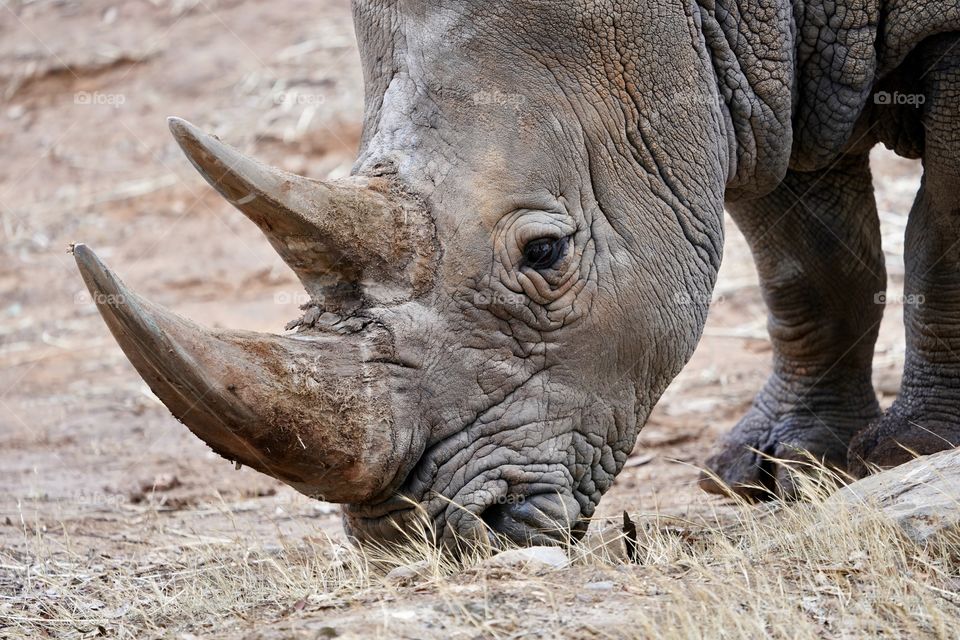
[76, 1, 793, 547]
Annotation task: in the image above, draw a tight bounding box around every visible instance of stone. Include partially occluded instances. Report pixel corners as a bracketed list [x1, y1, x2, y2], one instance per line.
[585, 580, 616, 591]
[830, 448, 960, 545]
[483, 546, 569, 571]
[385, 560, 433, 585]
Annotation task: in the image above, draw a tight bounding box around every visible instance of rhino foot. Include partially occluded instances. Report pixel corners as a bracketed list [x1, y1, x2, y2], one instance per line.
[699, 378, 880, 500]
[848, 404, 960, 479]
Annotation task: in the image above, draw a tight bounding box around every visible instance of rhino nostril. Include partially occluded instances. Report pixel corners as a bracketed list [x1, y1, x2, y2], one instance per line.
[479, 502, 518, 537]
[479, 493, 585, 546]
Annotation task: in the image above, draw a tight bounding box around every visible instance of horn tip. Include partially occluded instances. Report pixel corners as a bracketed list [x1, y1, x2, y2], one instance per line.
[167, 116, 204, 147]
[72, 242, 98, 274]
[73, 243, 125, 306]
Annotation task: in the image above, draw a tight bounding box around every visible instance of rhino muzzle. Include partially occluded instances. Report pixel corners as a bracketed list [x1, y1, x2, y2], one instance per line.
[74, 118, 437, 505]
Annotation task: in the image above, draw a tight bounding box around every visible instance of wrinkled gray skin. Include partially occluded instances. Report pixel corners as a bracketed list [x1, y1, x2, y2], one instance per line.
[77, 0, 960, 547]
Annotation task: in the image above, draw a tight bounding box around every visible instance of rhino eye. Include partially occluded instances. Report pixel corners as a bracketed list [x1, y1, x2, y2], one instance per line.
[522, 237, 568, 270]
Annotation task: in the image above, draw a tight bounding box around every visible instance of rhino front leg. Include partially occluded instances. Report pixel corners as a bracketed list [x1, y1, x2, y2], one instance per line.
[849, 34, 960, 476]
[701, 153, 886, 499]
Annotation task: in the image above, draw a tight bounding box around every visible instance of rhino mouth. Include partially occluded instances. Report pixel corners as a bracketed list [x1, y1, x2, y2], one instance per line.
[342, 405, 593, 547]
[343, 483, 589, 548]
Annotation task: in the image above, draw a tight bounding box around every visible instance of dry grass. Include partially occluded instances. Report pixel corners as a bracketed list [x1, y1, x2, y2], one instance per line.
[2, 461, 959, 639]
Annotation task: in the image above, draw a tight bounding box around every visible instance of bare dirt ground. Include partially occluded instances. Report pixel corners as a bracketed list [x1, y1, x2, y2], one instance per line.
[0, 1, 938, 638]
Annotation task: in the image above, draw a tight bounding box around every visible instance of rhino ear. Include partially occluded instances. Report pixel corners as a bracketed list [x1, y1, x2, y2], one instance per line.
[167, 117, 437, 302]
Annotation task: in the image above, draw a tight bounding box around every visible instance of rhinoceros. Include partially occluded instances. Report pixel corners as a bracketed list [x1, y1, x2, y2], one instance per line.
[74, 0, 960, 546]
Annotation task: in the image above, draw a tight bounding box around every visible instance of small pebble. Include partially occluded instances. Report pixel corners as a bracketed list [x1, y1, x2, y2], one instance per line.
[386, 559, 432, 585]
[585, 580, 615, 591]
[483, 546, 569, 571]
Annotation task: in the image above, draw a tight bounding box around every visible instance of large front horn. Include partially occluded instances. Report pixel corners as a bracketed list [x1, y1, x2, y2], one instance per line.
[73, 244, 408, 504]
[167, 117, 436, 303]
